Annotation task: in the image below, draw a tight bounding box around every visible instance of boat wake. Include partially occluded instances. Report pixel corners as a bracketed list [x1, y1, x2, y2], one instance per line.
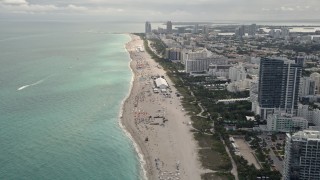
[17, 85, 31, 91]
[17, 75, 53, 91]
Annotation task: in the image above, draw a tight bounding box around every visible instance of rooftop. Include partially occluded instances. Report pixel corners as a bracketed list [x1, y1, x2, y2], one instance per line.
[266, 56, 296, 64]
[291, 130, 320, 141]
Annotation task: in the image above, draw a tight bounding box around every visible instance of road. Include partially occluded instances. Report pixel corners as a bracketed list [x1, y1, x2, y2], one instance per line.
[220, 136, 239, 180]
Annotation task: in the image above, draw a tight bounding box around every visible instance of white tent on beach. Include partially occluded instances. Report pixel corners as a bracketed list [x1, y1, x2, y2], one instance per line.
[155, 78, 169, 89]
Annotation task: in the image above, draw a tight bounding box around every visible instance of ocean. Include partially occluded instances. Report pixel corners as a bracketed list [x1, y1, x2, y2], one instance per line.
[0, 21, 143, 180]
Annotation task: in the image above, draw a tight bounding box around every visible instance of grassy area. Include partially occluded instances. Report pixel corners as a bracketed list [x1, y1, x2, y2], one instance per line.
[195, 133, 232, 171]
[201, 172, 234, 180]
[183, 101, 201, 115]
[191, 116, 212, 133]
[149, 38, 167, 55]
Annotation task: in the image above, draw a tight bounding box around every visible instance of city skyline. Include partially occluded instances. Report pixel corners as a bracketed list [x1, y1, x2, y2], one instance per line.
[1, 0, 320, 22]
[2, 0, 320, 179]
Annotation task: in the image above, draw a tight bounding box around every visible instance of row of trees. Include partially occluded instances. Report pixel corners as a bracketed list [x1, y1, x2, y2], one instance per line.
[149, 38, 167, 56]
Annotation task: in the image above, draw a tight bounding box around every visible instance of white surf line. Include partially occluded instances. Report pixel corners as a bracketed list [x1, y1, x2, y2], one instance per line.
[17, 75, 54, 91]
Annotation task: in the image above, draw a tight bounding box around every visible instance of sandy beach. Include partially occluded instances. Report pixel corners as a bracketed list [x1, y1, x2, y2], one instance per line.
[121, 34, 204, 180]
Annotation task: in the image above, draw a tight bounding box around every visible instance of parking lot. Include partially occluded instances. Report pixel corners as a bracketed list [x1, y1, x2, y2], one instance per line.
[259, 133, 285, 173]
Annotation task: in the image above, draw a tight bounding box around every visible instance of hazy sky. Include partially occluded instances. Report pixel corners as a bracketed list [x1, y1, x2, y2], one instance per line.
[0, 0, 319, 22]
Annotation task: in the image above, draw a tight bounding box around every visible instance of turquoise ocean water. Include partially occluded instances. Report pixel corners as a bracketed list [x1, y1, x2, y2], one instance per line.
[0, 22, 143, 180]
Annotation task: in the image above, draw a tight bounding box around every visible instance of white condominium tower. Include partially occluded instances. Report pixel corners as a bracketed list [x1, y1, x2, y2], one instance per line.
[283, 130, 320, 180]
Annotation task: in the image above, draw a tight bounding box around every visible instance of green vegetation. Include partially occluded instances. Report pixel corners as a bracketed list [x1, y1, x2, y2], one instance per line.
[137, 33, 281, 180]
[271, 134, 277, 142]
[195, 133, 232, 171]
[282, 43, 320, 54]
[201, 172, 234, 180]
[191, 116, 212, 134]
[149, 38, 167, 56]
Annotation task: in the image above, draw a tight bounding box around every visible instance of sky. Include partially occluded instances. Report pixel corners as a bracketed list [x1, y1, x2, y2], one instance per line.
[0, 0, 320, 22]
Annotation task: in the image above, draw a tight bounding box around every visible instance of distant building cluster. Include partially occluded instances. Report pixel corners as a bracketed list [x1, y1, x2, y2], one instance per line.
[143, 20, 320, 178]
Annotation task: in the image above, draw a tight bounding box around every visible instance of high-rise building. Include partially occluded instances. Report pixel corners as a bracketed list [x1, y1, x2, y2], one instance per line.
[311, 72, 320, 94]
[267, 111, 308, 132]
[203, 25, 209, 35]
[165, 48, 181, 61]
[295, 55, 305, 67]
[185, 56, 227, 73]
[145, 21, 152, 34]
[208, 64, 232, 78]
[269, 29, 275, 37]
[258, 57, 302, 119]
[250, 80, 259, 113]
[274, 30, 281, 38]
[181, 48, 208, 64]
[193, 24, 199, 34]
[228, 64, 247, 82]
[283, 130, 320, 180]
[299, 77, 315, 97]
[248, 24, 256, 36]
[298, 104, 320, 126]
[166, 21, 172, 34]
[235, 25, 245, 37]
[281, 27, 290, 38]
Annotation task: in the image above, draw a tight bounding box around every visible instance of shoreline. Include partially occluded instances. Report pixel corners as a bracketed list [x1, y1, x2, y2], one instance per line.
[118, 37, 148, 180]
[121, 34, 203, 180]
[120, 34, 154, 179]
